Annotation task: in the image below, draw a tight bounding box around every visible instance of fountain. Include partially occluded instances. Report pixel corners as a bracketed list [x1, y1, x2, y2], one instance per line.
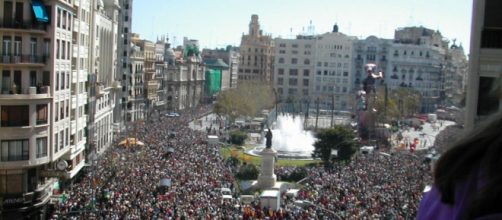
[247, 114, 316, 159]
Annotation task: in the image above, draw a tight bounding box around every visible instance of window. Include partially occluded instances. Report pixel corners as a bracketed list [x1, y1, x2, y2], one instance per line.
[304, 59, 310, 65]
[43, 39, 50, 57]
[278, 58, 284, 63]
[1, 106, 29, 127]
[68, 13, 72, 30]
[289, 69, 298, 76]
[303, 79, 309, 86]
[30, 38, 37, 59]
[36, 104, 48, 125]
[65, 128, 69, 147]
[292, 44, 298, 48]
[55, 102, 59, 121]
[2, 36, 12, 56]
[61, 72, 65, 90]
[14, 36, 21, 57]
[56, 40, 60, 59]
[62, 10, 67, 29]
[343, 71, 349, 77]
[291, 58, 297, 64]
[36, 137, 47, 158]
[277, 77, 283, 85]
[54, 133, 58, 153]
[62, 40, 66, 59]
[1, 139, 29, 161]
[67, 41, 70, 60]
[303, 69, 310, 76]
[288, 78, 298, 86]
[277, 68, 284, 75]
[66, 72, 70, 89]
[56, 72, 59, 91]
[57, 8, 61, 28]
[59, 130, 64, 150]
[30, 71, 37, 87]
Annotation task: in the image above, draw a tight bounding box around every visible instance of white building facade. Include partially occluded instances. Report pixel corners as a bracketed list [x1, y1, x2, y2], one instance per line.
[0, 0, 89, 217]
[88, 0, 119, 155]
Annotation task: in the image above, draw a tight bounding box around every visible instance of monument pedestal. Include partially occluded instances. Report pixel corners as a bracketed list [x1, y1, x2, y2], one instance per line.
[257, 148, 277, 189]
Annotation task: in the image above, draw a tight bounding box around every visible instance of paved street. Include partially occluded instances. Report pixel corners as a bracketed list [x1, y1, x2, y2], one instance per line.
[398, 120, 456, 151]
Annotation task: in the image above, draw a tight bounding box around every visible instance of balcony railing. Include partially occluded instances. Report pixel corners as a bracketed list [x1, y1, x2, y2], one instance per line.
[0, 86, 50, 97]
[0, 20, 47, 31]
[0, 54, 49, 65]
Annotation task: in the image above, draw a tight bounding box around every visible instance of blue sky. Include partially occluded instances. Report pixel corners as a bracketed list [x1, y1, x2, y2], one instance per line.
[133, 0, 472, 53]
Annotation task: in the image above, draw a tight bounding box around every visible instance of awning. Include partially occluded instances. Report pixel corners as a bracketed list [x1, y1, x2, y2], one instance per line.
[32, 0, 49, 23]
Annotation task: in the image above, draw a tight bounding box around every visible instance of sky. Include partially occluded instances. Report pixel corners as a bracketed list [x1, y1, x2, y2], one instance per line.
[133, 0, 473, 53]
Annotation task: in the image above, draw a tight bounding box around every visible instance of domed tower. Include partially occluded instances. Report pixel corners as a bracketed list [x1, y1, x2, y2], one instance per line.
[332, 23, 339, 33]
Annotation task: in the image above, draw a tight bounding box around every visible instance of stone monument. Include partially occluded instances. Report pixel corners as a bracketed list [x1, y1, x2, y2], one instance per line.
[257, 129, 277, 188]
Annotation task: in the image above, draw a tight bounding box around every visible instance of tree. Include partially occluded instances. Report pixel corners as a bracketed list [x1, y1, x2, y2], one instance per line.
[312, 126, 359, 163]
[214, 80, 275, 122]
[235, 163, 259, 180]
[375, 87, 422, 120]
[229, 131, 247, 145]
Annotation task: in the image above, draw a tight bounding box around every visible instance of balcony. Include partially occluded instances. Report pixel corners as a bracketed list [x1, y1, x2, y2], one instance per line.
[0, 20, 47, 33]
[0, 86, 51, 100]
[0, 54, 48, 66]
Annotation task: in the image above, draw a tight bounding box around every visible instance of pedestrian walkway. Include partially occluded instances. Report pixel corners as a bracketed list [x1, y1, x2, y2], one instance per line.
[398, 120, 455, 151]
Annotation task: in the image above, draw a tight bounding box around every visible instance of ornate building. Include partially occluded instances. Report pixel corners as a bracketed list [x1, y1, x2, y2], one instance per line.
[166, 40, 205, 112]
[238, 14, 274, 83]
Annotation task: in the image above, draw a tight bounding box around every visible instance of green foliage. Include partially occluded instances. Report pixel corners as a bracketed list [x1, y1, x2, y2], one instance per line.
[312, 126, 359, 163]
[229, 131, 247, 145]
[278, 167, 308, 182]
[214, 80, 275, 122]
[235, 163, 259, 180]
[375, 87, 422, 121]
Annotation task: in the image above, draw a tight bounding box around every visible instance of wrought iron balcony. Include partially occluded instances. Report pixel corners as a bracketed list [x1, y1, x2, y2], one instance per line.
[0, 20, 47, 32]
[0, 54, 49, 65]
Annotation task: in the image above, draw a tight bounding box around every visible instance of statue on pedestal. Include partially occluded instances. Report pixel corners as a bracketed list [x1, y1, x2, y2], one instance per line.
[265, 128, 272, 149]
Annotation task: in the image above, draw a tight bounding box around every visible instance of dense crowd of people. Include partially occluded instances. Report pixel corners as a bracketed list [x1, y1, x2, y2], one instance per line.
[51, 105, 432, 219]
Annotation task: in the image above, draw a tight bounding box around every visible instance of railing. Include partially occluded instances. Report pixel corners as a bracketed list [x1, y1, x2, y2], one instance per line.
[0, 86, 50, 96]
[0, 20, 47, 31]
[0, 54, 49, 64]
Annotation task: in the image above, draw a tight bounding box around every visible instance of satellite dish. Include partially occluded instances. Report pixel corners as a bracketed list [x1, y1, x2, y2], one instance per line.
[57, 160, 68, 171]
